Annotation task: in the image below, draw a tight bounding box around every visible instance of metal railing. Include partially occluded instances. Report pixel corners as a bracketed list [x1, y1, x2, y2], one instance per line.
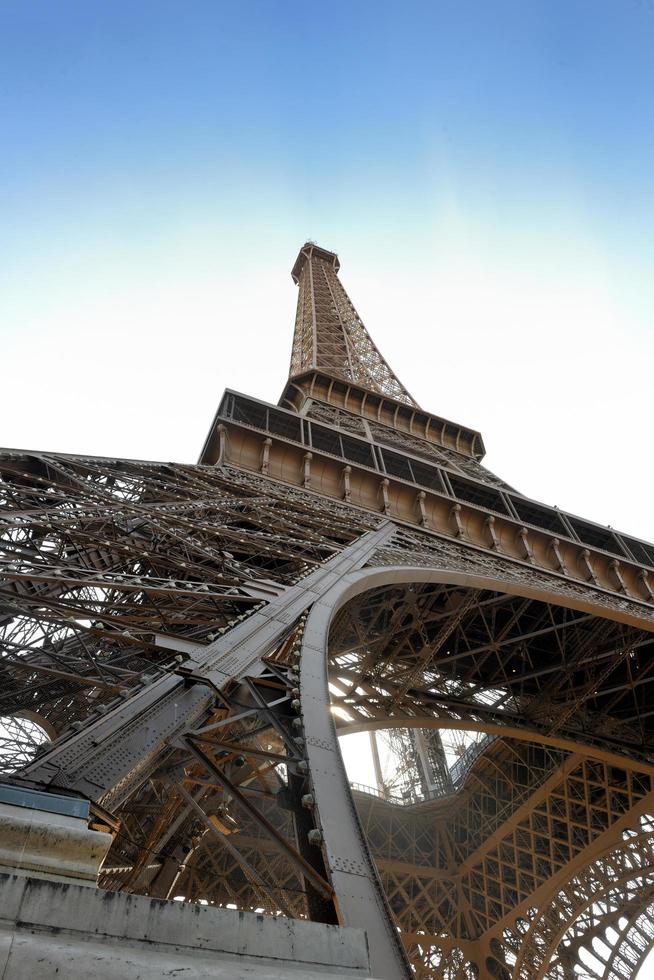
[348, 735, 497, 807]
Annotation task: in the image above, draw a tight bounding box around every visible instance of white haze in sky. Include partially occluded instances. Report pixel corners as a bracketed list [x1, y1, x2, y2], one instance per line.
[3, 1, 654, 970]
[3, 211, 653, 545]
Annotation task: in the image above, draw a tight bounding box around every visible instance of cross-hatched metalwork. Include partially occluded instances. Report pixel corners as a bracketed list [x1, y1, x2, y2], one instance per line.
[289, 242, 417, 404]
[2, 243, 654, 979]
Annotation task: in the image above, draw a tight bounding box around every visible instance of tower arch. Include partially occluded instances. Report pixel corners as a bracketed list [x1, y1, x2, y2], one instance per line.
[2, 243, 654, 980]
[299, 562, 654, 977]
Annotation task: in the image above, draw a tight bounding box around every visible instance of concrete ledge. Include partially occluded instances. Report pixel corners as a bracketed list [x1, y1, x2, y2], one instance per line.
[0, 873, 374, 979]
[0, 801, 111, 884]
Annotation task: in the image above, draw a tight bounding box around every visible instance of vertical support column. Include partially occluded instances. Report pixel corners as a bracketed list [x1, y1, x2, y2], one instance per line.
[261, 437, 273, 475]
[369, 731, 386, 798]
[303, 451, 313, 489]
[299, 554, 413, 980]
[342, 465, 352, 503]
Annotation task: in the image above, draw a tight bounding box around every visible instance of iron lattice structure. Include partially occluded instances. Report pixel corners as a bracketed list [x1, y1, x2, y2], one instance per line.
[2, 242, 654, 979]
[289, 242, 417, 405]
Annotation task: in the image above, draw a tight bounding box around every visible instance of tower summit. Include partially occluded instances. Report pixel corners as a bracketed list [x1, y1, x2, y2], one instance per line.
[2, 244, 654, 980]
[288, 242, 417, 405]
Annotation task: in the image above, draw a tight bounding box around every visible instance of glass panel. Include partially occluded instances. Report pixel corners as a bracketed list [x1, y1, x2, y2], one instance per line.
[511, 498, 569, 534]
[340, 435, 374, 467]
[567, 517, 625, 556]
[231, 397, 268, 430]
[382, 449, 413, 481]
[448, 474, 509, 514]
[310, 424, 342, 456]
[267, 409, 302, 443]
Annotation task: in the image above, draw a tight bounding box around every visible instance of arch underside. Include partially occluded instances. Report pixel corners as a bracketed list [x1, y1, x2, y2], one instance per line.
[4, 453, 654, 980]
[92, 559, 654, 979]
[310, 565, 654, 979]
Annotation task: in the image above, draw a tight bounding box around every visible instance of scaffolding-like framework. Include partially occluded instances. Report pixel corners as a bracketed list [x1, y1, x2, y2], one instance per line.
[2, 243, 654, 979]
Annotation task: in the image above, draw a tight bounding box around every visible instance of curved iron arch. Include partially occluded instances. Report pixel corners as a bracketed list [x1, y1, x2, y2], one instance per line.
[299, 563, 654, 980]
[508, 826, 654, 977]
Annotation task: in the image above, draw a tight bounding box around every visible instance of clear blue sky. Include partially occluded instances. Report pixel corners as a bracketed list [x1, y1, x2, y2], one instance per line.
[2, 1, 654, 542]
[3, 1, 654, 255]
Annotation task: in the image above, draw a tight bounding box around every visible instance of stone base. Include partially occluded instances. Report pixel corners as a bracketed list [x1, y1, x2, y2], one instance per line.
[0, 783, 112, 885]
[0, 873, 375, 979]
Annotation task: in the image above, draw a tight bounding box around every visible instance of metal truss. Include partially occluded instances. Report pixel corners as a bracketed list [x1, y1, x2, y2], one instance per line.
[2, 461, 654, 978]
[3, 243, 654, 980]
[0, 454, 367, 738]
[328, 580, 654, 756]
[289, 242, 417, 405]
[295, 551, 654, 978]
[303, 401, 509, 491]
[352, 757, 654, 979]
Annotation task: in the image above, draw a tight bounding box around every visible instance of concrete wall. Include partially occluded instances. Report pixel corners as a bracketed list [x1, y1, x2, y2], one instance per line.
[0, 872, 375, 979]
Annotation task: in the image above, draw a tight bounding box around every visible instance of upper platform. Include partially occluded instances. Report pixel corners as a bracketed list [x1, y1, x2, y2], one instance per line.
[278, 371, 486, 461]
[291, 242, 340, 283]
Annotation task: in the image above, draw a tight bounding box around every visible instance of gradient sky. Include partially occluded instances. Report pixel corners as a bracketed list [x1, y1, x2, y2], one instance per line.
[3, 4, 654, 966]
[2, 1, 654, 537]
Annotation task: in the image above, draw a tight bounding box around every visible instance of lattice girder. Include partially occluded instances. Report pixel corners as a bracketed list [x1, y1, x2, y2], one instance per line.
[289, 243, 418, 405]
[4, 243, 654, 980]
[3, 447, 654, 979]
[330, 581, 654, 764]
[316, 570, 654, 977]
[352, 751, 654, 977]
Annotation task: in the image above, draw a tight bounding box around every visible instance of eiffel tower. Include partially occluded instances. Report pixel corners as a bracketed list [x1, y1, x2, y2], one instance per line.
[2, 242, 654, 979]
